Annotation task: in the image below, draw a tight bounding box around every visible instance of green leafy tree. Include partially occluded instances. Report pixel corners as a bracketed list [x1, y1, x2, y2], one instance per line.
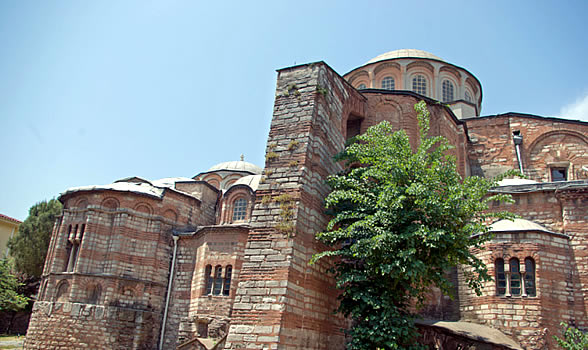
[312, 101, 515, 349]
[554, 322, 588, 350]
[0, 258, 29, 311]
[8, 199, 62, 278]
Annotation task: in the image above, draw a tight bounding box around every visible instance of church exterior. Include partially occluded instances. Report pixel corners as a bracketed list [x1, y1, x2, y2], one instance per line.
[24, 50, 588, 349]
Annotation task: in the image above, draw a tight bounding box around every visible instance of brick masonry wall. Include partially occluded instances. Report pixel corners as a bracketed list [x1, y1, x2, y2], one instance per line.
[173, 227, 248, 347]
[465, 115, 588, 181]
[27, 185, 216, 349]
[362, 92, 468, 177]
[458, 195, 587, 350]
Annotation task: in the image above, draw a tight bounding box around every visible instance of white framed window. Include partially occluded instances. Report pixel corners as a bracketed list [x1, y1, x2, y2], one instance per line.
[442, 80, 454, 102]
[495, 256, 537, 298]
[232, 198, 247, 221]
[412, 75, 427, 96]
[381, 77, 395, 90]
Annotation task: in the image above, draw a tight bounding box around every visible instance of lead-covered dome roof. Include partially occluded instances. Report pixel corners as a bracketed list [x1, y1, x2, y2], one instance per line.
[207, 160, 262, 175]
[365, 49, 443, 65]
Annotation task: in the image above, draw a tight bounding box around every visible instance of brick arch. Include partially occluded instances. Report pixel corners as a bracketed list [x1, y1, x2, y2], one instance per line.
[75, 198, 88, 209]
[406, 61, 434, 74]
[134, 202, 152, 215]
[202, 173, 222, 189]
[55, 280, 70, 302]
[373, 100, 403, 130]
[347, 70, 369, 86]
[101, 197, 119, 210]
[373, 61, 400, 77]
[526, 130, 588, 181]
[439, 65, 461, 81]
[465, 76, 479, 95]
[163, 209, 178, 221]
[86, 283, 102, 304]
[221, 187, 254, 224]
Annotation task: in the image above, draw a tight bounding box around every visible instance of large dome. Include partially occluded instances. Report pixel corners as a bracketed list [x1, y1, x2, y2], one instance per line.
[207, 160, 262, 174]
[365, 49, 443, 65]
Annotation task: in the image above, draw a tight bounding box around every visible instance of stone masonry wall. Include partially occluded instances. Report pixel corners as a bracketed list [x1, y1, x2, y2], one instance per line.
[224, 62, 366, 350]
[24, 301, 160, 349]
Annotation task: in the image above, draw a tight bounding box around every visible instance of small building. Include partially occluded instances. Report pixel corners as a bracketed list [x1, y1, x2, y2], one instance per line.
[0, 213, 21, 257]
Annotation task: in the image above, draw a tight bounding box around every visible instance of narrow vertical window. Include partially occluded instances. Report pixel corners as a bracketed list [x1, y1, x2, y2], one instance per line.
[412, 75, 427, 96]
[495, 258, 506, 296]
[442, 80, 454, 102]
[524, 258, 536, 297]
[510, 258, 521, 296]
[381, 77, 395, 90]
[232, 198, 247, 221]
[223, 265, 232, 296]
[204, 265, 213, 295]
[213, 265, 223, 295]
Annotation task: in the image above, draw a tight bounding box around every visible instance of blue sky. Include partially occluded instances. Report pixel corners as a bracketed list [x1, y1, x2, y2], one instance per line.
[1, 1, 587, 221]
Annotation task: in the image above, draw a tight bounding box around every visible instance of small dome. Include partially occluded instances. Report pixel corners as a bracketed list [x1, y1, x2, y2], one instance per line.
[489, 219, 552, 233]
[365, 49, 443, 65]
[207, 160, 262, 175]
[228, 174, 262, 192]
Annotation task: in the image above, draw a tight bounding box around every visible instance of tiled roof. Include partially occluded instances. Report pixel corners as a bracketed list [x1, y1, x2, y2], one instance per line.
[0, 213, 22, 224]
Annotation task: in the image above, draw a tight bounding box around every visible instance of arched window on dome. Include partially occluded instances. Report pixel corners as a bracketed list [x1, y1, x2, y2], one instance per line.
[232, 198, 247, 222]
[357, 83, 366, 89]
[442, 80, 454, 102]
[412, 75, 427, 96]
[381, 77, 395, 90]
[524, 258, 536, 297]
[509, 258, 521, 296]
[465, 90, 473, 103]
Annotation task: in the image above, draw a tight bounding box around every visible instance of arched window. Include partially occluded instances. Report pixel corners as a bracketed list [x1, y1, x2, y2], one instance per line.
[412, 75, 427, 96]
[381, 77, 395, 90]
[204, 265, 213, 295]
[87, 284, 101, 304]
[213, 265, 223, 295]
[509, 258, 521, 296]
[223, 265, 232, 296]
[357, 83, 366, 89]
[495, 258, 506, 296]
[232, 198, 247, 221]
[442, 80, 454, 102]
[65, 223, 84, 273]
[55, 280, 69, 302]
[524, 258, 536, 297]
[465, 90, 472, 103]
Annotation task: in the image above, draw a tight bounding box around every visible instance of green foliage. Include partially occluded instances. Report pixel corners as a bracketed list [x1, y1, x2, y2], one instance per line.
[0, 259, 29, 311]
[316, 84, 328, 97]
[8, 199, 62, 278]
[287, 139, 299, 151]
[554, 322, 588, 349]
[312, 101, 516, 349]
[265, 151, 279, 162]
